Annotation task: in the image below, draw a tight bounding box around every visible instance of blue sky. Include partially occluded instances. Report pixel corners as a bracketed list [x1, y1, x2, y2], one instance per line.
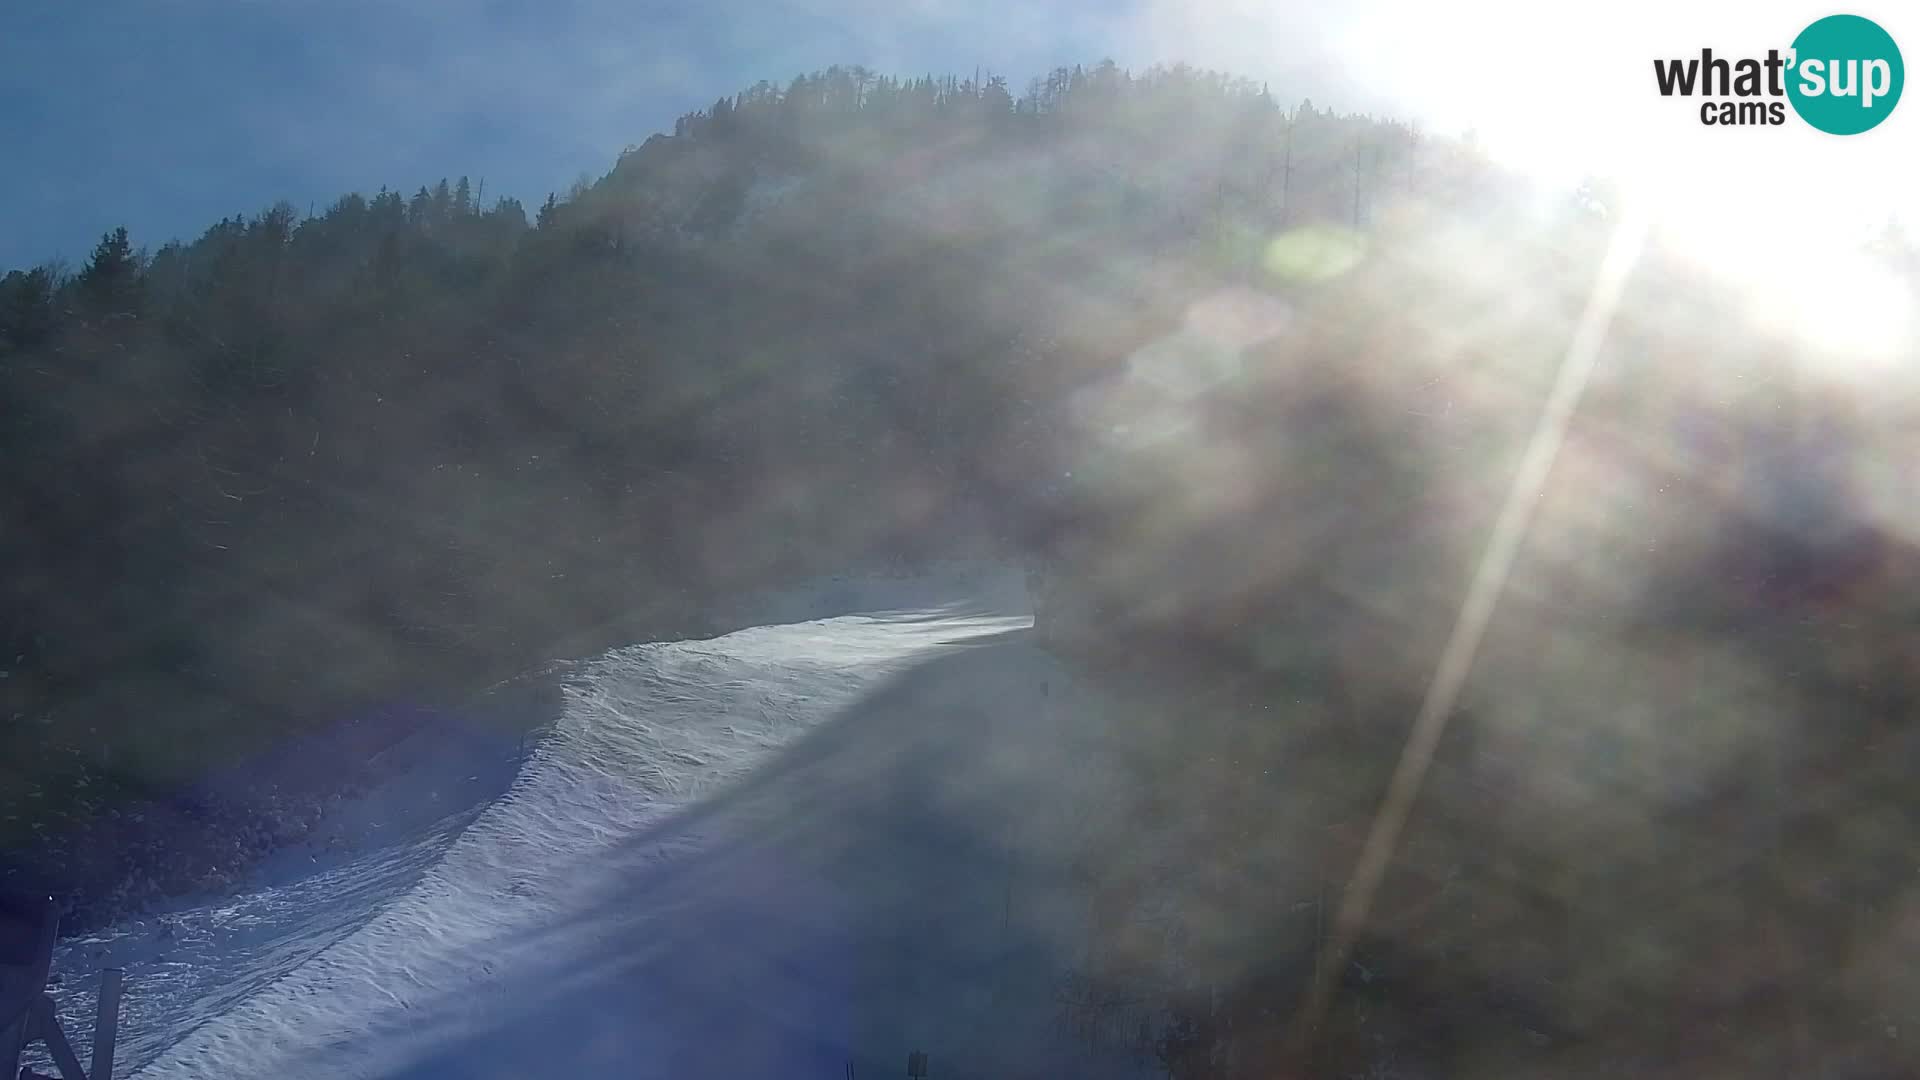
[4, 0, 1912, 271]
[1, 0, 1382, 270]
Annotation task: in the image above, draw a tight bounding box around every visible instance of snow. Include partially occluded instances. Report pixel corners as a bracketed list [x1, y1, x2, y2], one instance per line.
[36, 567, 1139, 1078]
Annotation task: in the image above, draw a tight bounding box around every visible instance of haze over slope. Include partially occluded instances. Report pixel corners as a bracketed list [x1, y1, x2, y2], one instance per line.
[0, 63, 1467, 918]
[8, 49, 1920, 1079]
[33, 570, 1130, 1079]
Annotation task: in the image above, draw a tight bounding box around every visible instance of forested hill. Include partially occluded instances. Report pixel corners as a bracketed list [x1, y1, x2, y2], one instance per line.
[0, 62, 1496, 913]
[11, 57, 1920, 1072]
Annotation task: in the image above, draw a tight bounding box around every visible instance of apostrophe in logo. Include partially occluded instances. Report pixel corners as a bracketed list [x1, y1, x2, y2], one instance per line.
[1652, 13, 1903, 134]
[1787, 14, 1903, 134]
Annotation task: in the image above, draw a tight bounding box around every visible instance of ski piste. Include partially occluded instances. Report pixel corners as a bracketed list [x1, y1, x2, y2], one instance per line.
[20, 568, 1140, 1078]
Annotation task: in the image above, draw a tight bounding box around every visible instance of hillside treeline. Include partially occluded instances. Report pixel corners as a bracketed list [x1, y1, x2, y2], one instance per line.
[1027, 128, 1920, 1077]
[1, 62, 1470, 918]
[12, 54, 1920, 1075]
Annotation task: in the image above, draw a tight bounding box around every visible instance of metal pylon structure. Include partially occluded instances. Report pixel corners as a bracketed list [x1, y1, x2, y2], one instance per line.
[1, 893, 123, 1080]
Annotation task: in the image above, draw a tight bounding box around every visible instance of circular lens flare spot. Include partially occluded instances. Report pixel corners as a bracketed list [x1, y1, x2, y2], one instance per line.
[1264, 224, 1368, 283]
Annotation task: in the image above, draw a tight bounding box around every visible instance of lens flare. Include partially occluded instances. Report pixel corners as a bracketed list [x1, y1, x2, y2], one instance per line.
[1263, 224, 1367, 283]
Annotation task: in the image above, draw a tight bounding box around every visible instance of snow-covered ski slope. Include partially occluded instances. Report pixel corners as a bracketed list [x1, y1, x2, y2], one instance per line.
[44, 567, 1140, 1078]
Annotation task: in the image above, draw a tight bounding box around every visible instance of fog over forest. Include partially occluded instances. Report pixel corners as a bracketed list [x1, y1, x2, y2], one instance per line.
[6, 57, 1920, 1077]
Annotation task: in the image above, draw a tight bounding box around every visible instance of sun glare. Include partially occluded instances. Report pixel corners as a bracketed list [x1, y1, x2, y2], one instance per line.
[1320, 0, 1917, 359]
[1618, 150, 1914, 378]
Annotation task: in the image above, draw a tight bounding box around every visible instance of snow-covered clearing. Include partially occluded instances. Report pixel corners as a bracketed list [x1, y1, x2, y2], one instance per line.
[38, 568, 1140, 1078]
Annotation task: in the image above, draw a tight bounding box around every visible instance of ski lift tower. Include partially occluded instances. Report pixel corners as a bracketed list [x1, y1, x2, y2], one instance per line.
[0, 892, 123, 1080]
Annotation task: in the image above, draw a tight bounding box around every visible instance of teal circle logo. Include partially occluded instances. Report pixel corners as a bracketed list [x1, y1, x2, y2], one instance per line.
[1787, 14, 1904, 134]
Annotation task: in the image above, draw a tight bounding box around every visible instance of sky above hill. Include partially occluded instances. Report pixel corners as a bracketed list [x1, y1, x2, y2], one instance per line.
[4, 0, 1913, 270]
